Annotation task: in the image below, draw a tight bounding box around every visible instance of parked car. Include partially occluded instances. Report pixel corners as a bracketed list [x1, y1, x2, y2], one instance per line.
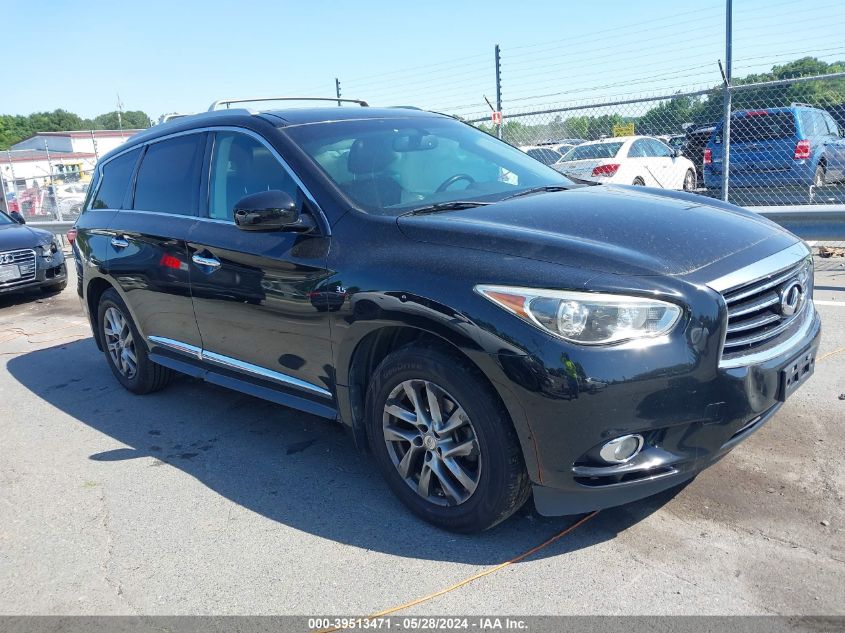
[703, 104, 845, 191]
[682, 124, 716, 181]
[665, 134, 686, 152]
[519, 139, 587, 166]
[55, 182, 88, 220]
[74, 102, 820, 532]
[519, 144, 565, 166]
[555, 135, 698, 190]
[0, 209, 67, 294]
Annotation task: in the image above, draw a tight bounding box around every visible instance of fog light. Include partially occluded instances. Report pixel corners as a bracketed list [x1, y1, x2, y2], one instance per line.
[599, 434, 644, 464]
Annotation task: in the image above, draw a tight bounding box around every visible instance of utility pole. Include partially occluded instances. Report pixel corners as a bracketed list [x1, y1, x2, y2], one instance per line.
[116, 93, 125, 139]
[6, 150, 16, 200]
[721, 0, 733, 202]
[335, 78, 342, 107]
[44, 139, 61, 220]
[494, 44, 503, 140]
[90, 130, 100, 161]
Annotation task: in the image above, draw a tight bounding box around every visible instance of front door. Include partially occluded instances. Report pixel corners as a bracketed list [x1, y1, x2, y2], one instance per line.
[187, 130, 334, 400]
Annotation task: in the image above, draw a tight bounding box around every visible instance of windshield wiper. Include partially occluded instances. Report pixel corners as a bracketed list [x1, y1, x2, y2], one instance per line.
[504, 185, 570, 200]
[405, 201, 493, 216]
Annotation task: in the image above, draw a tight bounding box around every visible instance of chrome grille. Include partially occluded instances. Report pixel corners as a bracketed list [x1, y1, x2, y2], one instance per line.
[719, 256, 813, 365]
[0, 248, 37, 287]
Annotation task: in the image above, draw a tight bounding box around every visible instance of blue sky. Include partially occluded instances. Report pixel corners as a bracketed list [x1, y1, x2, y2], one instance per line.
[5, 0, 844, 121]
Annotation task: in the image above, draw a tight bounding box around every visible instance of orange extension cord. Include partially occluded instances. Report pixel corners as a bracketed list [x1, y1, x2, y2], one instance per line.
[315, 511, 599, 633]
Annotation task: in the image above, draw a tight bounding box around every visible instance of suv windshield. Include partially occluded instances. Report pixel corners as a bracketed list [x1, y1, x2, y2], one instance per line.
[731, 112, 796, 143]
[561, 142, 624, 161]
[283, 117, 571, 215]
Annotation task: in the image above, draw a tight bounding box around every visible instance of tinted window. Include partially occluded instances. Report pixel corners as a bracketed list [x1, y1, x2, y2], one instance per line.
[133, 134, 205, 215]
[731, 112, 796, 143]
[91, 148, 141, 210]
[208, 132, 297, 221]
[563, 142, 624, 161]
[526, 148, 562, 165]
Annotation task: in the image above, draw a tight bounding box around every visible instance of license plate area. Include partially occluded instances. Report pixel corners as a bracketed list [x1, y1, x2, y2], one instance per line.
[0, 263, 21, 283]
[778, 350, 815, 402]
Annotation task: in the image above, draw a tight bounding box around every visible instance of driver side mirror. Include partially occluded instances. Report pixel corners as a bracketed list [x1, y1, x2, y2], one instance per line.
[233, 190, 314, 233]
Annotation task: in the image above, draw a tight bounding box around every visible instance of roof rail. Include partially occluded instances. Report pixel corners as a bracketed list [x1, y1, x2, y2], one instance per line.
[208, 96, 369, 111]
[790, 102, 815, 108]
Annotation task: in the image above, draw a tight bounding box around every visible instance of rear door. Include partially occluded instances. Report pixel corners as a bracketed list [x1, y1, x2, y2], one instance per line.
[729, 111, 797, 174]
[105, 132, 205, 351]
[76, 146, 142, 289]
[187, 129, 334, 402]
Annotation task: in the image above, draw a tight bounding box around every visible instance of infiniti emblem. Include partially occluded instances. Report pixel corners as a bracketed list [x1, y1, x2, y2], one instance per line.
[0, 253, 14, 264]
[779, 281, 805, 317]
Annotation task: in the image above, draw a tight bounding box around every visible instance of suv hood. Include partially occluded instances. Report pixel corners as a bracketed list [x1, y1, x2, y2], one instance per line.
[0, 223, 52, 250]
[397, 186, 798, 276]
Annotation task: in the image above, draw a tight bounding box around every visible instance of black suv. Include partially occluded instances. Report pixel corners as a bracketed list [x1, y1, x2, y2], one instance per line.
[74, 100, 821, 532]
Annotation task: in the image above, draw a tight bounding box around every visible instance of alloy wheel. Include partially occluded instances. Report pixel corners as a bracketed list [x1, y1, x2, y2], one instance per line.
[382, 379, 481, 506]
[683, 170, 695, 191]
[103, 306, 137, 379]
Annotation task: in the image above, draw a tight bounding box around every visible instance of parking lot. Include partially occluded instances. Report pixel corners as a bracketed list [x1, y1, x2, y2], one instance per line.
[0, 257, 842, 617]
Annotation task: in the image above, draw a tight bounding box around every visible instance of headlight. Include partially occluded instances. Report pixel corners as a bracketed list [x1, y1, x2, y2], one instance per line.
[40, 242, 57, 259]
[475, 285, 682, 345]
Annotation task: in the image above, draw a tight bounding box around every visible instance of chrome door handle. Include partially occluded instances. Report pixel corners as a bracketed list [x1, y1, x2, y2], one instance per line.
[110, 237, 129, 249]
[192, 253, 221, 269]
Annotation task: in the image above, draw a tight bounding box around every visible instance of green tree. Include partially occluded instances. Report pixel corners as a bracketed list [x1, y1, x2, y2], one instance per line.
[0, 108, 152, 149]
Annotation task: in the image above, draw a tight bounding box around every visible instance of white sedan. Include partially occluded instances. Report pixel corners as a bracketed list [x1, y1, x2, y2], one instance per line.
[554, 136, 697, 190]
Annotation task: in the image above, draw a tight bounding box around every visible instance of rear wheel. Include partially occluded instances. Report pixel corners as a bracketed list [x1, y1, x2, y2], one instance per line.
[97, 288, 173, 394]
[682, 169, 696, 191]
[365, 346, 530, 532]
[632, 177, 645, 186]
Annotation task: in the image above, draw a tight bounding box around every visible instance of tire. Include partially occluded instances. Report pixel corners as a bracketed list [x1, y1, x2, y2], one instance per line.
[814, 163, 826, 187]
[632, 177, 645, 186]
[365, 346, 530, 533]
[682, 169, 696, 191]
[97, 288, 174, 394]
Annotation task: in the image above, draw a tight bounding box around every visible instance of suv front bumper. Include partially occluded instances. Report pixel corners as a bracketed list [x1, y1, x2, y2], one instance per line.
[497, 308, 821, 516]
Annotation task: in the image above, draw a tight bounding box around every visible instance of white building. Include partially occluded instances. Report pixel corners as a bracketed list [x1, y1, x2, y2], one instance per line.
[2, 129, 142, 198]
[11, 129, 142, 156]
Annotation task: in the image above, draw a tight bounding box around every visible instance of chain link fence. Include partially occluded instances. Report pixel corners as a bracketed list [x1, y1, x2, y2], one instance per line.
[462, 73, 845, 211]
[2, 166, 94, 223]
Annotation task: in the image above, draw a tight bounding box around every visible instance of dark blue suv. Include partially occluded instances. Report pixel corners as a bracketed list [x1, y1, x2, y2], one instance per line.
[703, 104, 845, 191]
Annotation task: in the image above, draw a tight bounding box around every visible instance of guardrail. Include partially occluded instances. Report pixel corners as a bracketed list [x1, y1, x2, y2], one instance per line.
[24, 206, 845, 243]
[750, 206, 845, 242]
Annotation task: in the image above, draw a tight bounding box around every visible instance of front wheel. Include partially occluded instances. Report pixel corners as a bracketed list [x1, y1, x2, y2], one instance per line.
[97, 288, 174, 394]
[682, 169, 696, 191]
[632, 177, 645, 186]
[366, 346, 530, 532]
